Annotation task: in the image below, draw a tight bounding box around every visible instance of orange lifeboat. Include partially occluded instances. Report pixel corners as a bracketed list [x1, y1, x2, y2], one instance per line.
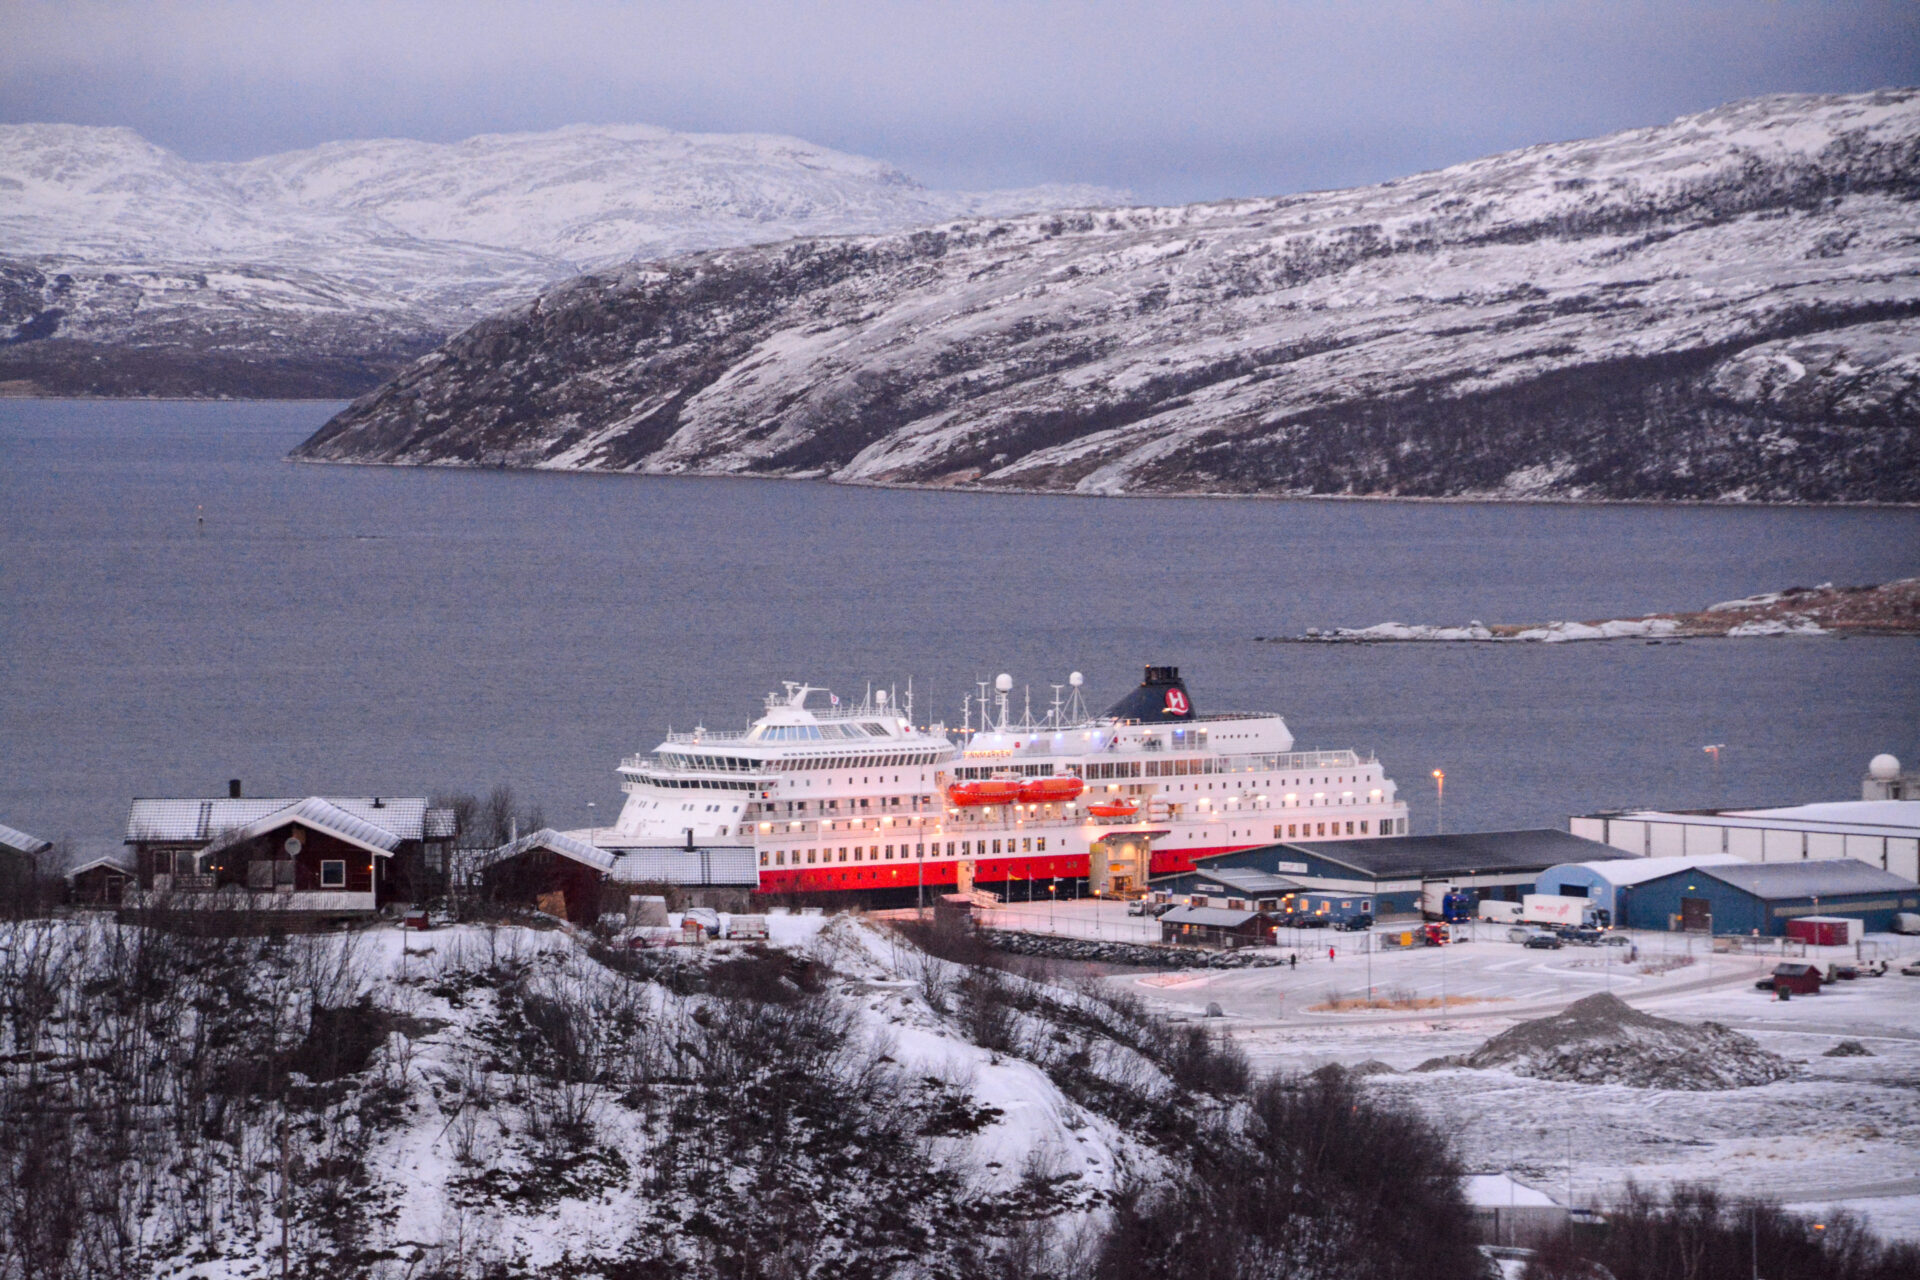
[1018, 777, 1085, 804]
[1086, 798, 1139, 820]
[947, 778, 1023, 806]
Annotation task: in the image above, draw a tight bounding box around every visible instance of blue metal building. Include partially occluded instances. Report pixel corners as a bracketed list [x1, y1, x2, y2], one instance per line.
[1619, 859, 1920, 935]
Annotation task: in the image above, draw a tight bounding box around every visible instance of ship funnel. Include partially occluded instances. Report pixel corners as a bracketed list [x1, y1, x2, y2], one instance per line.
[1102, 665, 1196, 722]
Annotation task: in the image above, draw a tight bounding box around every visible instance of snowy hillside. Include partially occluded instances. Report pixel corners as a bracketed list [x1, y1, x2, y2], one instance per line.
[299, 90, 1920, 503]
[0, 912, 1484, 1278]
[0, 123, 1121, 396]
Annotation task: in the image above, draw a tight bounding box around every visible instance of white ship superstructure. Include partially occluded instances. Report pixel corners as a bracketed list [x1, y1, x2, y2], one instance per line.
[597, 666, 1408, 895]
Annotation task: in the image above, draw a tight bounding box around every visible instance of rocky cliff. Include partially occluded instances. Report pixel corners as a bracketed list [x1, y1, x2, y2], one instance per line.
[298, 90, 1920, 502]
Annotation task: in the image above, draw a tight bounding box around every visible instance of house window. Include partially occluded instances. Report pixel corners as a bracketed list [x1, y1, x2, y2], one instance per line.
[320, 860, 346, 888]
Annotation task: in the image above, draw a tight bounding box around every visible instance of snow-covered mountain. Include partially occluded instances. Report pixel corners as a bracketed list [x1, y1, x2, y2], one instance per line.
[298, 90, 1920, 503]
[0, 123, 1122, 396]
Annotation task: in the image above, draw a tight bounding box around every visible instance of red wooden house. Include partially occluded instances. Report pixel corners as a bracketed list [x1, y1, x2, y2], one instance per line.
[123, 791, 456, 921]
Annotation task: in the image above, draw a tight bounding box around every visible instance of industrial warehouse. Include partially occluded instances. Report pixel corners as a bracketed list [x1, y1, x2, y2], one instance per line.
[1610, 858, 1920, 936]
[1152, 828, 1628, 916]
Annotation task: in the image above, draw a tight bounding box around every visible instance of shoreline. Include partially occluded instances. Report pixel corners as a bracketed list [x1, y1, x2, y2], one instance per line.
[280, 453, 1920, 510]
[1265, 578, 1920, 644]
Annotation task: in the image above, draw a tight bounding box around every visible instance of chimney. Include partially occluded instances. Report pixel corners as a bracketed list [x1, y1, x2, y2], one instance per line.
[684, 827, 696, 852]
[228, 779, 242, 799]
[372, 796, 384, 808]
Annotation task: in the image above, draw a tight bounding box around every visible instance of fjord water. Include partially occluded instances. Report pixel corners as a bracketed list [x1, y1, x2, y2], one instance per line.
[4, 399, 1917, 850]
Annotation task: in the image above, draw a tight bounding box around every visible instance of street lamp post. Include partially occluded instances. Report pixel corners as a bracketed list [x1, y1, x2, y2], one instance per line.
[1432, 769, 1446, 834]
[1704, 744, 1727, 808]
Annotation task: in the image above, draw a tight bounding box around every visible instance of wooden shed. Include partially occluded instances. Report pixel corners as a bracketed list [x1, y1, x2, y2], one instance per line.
[1159, 904, 1274, 949]
[66, 855, 137, 906]
[482, 828, 616, 924]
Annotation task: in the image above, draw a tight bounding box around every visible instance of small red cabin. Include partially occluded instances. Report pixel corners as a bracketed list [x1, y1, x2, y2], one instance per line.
[1769, 962, 1823, 995]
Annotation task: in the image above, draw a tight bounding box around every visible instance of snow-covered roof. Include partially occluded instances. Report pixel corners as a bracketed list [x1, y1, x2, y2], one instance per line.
[1726, 800, 1920, 832]
[202, 797, 404, 859]
[1693, 859, 1918, 900]
[1292, 829, 1625, 879]
[1609, 801, 1920, 838]
[606, 845, 759, 887]
[1185, 866, 1302, 896]
[126, 796, 430, 842]
[64, 854, 136, 880]
[1559, 854, 1745, 887]
[1462, 1174, 1560, 1208]
[0, 821, 53, 858]
[490, 828, 617, 873]
[1162, 905, 1261, 928]
[422, 807, 458, 840]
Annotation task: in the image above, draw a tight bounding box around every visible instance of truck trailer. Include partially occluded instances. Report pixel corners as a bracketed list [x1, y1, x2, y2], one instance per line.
[1521, 895, 1600, 928]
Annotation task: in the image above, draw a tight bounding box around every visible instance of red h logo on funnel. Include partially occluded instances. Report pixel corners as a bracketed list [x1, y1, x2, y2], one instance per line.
[1164, 688, 1189, 715]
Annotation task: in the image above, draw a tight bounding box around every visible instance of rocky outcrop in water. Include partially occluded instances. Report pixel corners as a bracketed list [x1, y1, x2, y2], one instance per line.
[296, 90, 1920, 502]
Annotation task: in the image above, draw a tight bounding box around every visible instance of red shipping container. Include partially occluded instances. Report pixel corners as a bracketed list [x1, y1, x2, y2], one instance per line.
[1786, 916, 1859, 947]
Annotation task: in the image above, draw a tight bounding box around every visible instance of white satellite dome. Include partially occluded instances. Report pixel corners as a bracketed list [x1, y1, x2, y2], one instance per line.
[995, 673, 1013, 693]
[1869, 753, 1902, 780]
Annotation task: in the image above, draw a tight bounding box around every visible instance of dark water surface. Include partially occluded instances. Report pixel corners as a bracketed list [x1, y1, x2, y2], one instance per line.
[4, 399, 1917, 851]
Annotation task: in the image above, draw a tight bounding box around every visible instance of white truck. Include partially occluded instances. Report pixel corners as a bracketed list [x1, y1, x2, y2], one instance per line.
[1521, 894, 1598, 928]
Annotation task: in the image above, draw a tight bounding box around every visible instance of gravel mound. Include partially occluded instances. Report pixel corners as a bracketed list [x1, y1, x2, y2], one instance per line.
[1448, 993, 1797, 1089]
[1824, 1039, 1875, 1057]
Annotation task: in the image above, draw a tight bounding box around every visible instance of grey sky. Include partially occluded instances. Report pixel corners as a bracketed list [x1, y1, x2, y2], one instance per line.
[5, 1, 1916, 203]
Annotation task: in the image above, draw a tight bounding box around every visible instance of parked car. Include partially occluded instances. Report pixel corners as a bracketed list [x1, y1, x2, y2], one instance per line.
[1522, 933, 1564, 950]
[1506, 926, 1534, 944]
[1601, 932, 1631, 946]
[1335, 913, 1375, 932]
[1127, 899, 1150, 916]
[1902, 959, 1920, 976]
[1564, 927, 1606, 946]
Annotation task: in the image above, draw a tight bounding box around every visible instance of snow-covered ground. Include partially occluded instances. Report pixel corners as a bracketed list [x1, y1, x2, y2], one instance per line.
[0, 122, 1123, 349]
[1102, 925, 1920, 1238]
[6, 911, 1228, 1276]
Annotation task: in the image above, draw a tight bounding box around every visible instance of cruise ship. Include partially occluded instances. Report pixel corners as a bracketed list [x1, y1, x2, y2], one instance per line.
[589, 666, 1409, 897]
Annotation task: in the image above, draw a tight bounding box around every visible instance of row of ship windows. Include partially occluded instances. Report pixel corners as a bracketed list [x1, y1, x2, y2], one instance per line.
[757, 816, 1408, 866]
[1275, 819, 1406, 838]
[959, 759, 1378, 784]
[659, 751, 945, 773]
[753, 722, 895, 741]
[763, 837, 1050, 867]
